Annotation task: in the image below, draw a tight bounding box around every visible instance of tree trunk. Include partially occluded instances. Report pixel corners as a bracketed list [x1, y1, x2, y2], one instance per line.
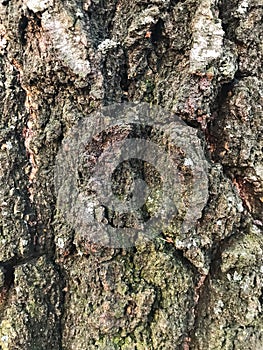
[0, 0, 262, 349]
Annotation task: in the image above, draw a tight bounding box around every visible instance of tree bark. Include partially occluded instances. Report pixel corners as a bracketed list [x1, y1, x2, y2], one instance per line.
[0, 0, 262, 349]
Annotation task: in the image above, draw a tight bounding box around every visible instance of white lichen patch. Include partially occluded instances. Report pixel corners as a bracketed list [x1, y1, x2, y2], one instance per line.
[25, 0, 53, 13]
[233, 271, 242, 281]
[236, 0, 249, 15]
[133, 6, 160, 27]
[184, 158, 194, 167]
[126, 5, 160, 42]
[42, 11, 90, 77]
[98, 39, 119, 54]
[57, 237, 65, 249]
[214, 299, 224, 315]
[0, 24, 7, 54]
[189, 0, 224, 73]
[218, 43, 238, 81]
[19, 238, 29, 255]
[0, 37, 7, 51]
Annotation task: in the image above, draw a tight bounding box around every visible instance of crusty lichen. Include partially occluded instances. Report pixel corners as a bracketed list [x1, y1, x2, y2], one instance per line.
[25, 0, 53, 13]
[189, 0, 225, 74]
[41, 10, 91, 78]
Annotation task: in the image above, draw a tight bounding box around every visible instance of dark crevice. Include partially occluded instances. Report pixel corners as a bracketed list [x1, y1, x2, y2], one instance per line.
[0, 252, 45, 310]
[187, 275, 209, 350]
[87, 0, 118, 46]
[0, 252, 47, 271]
[170, 0, 185, 6]
[0, 264, 15, 295]
[234, 69, 253, 80]
[0, 265, 15, 322]
[218, 1, 241, 42]
[18, 15, 28, 45]
[120, 48, 130, 101]
[0, 246, 66, 349]
[150, 18, 164, 45]
[259, 289, 263, 309]
[32, 12, 42, 27]
[217, 79, 237, 105]
[184, 119, 200, 129]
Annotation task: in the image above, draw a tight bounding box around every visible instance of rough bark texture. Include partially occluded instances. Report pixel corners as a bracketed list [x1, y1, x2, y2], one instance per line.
[0, 0, 262, 349]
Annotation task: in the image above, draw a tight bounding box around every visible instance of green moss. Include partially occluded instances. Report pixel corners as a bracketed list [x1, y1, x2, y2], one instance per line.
[141, 79, 155, 102]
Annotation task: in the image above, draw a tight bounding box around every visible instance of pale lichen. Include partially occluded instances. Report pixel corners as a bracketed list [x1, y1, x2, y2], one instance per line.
[97, 39, 119, 54]
[0, 320, 12, 350]
[25, 0, 53, 13]
[42, 10, 91, 77]
[236, 0, 249, 15]
[189, 0, 224, 74]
